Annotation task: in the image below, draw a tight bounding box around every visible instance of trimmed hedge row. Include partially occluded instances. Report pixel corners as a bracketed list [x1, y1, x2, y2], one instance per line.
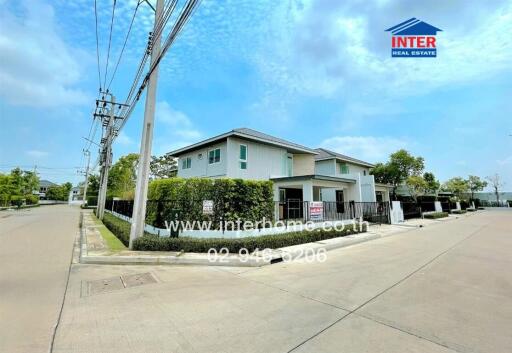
[423, 212, 449, 219]
[133, 224, 367, 253]
[102, 211, 367, 253]
[102, 212, 132, 247]
[146, 178, 274, 228]
[451, 209, 467, 214]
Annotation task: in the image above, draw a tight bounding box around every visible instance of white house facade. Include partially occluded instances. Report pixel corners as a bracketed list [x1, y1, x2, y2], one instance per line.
[168, 128, 392, 217]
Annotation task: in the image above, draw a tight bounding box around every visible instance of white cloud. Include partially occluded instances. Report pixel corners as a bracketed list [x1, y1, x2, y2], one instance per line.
[156, 101, 201, 141]
[115, 131, 134, 146]
[320, 136, 408, 163]
[497, 155, 512, 166]
[0, 1, 89, 107]
[26, 150, 49, 158]
[152, 101, 202, 155]
[255, 0, 512, 100]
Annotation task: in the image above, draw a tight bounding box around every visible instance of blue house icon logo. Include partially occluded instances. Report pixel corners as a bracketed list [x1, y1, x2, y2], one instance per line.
[386, 18, 442, 57]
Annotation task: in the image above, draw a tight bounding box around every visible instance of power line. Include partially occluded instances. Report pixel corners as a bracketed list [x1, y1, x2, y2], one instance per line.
[107, 0, 141, 91]
[94, 0, 102, 91]
[103, 0, 118, 88]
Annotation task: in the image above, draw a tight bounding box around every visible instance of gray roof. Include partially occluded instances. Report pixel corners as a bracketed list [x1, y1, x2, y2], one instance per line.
[39, 180, 57, 187]
[168, 128, 318, 156]
[314, 148, 374, 168]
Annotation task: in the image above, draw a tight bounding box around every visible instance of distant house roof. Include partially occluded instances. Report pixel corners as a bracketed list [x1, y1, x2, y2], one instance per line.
[39, 180, 57, 187]
[167, 128, 318, 156]
[386, 18, 442, 35]
[314, 148, 374, 168]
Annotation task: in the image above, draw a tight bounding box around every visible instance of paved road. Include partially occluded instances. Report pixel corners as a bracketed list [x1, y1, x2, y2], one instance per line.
[0, 205, 79, 353]
[52, 209, 512, 353]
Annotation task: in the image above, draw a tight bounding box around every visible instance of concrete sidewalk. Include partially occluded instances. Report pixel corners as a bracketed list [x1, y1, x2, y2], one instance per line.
[52, 209, 512, 353]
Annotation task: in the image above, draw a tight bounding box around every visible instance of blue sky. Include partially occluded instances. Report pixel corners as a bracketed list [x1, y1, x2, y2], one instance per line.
[0, 0, 511, 191]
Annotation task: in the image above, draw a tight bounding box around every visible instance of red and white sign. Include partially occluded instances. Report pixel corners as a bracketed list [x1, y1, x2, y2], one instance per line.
[309, 201, 324, 221]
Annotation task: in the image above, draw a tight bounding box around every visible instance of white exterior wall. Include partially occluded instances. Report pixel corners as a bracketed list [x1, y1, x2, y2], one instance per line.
[335, 161, 370, 177]
[293, 154, 315, 175]
[315, 159, 336, 175]
[177, 141, 227, 178]
[360, 175, 377, 202]
[226, 137, 288, 180]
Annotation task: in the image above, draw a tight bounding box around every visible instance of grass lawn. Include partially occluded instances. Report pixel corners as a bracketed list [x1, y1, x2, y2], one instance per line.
[91, 213, 127, 251]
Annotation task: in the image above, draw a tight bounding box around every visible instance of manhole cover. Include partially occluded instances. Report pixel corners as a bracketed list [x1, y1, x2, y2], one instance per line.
[87, 276, 125, 295]
[121, 272, 158, 288]
[83, 272, 158, 296]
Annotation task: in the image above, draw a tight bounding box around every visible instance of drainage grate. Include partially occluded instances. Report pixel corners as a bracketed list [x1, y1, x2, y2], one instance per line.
[84, 272, 158, 296]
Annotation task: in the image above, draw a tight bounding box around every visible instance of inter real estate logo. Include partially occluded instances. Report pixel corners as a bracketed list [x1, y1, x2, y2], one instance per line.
[385, 18, 442, 57]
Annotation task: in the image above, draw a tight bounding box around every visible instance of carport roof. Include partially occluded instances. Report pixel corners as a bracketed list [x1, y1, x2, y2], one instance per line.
[270, 174, 356, 184]
[314, 148, 374, 168]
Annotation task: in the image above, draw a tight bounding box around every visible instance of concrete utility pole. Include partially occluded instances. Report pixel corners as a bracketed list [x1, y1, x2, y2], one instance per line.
[129, 0, 164, 249]
[96, 95, 115, 220]
[82, 150, 91, 206]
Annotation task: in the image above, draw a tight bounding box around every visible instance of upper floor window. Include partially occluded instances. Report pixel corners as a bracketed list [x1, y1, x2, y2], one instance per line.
[208, 148, 221, 164]
[363, 170, 367, 176]
[340, 163, 349, 174]
[182, 157, 191, 169]
[239, 144, 247, 169]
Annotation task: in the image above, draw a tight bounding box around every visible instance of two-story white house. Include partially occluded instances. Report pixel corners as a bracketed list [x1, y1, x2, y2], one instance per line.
[168, 128, 391, 219]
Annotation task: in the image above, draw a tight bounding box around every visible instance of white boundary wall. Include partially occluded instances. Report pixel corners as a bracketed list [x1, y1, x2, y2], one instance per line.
[105, 210, 360, 239]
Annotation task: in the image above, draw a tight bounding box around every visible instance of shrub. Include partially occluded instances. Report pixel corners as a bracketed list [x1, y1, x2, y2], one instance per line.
[146, 178, 274, 229]
[133, 224, 367, 253]
[25, 194, 39, 205]
[87, 196, 98, 206]
[102, 213, 131, 246]
[423, 212, 449, 219]
[451, 209, 467, 214]
[10, 195, 24, 207]
[466, 208, 476, 212]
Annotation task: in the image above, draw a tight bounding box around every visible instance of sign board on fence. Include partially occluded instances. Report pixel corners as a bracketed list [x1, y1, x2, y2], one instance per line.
[202, 200, 214, 215]
[309, 201, 323, 221]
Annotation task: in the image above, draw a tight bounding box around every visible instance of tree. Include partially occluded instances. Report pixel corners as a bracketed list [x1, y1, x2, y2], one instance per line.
[370, 149, 424, 199]
[406, 175, 428, 202]
[87, 174, 100, 195]
[467, 175, 487, 201]
[442, 177, 469, 200]
[150, 154, 177, 179]
[486, 173, 504, 204]
[46, 182, 72, 201]
[423, 172, 440, 198]
[108, 153, 139, 198]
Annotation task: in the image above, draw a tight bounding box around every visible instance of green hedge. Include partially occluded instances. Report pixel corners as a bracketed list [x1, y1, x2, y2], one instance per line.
[133, 224, 367, 253]
[102, 211, 367, 253]
[424, 212, 449, 219]
[87, 196, 98, 206]
[25, 194, 39, 205]
[451, 209, 467, 214]
[102, 212, 131, 247]
[146, 178, 274, 228]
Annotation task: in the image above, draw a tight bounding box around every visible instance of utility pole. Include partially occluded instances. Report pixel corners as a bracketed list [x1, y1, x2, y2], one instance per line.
[82, 150, 91, 206]
[96, 94, 116, 220]
[129, 0, 164, 248]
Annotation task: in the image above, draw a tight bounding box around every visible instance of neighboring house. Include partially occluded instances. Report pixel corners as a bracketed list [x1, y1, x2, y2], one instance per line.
[168, 128, 392, 218]
[69, 186, 82, 202]
[38, 180, 57, 199]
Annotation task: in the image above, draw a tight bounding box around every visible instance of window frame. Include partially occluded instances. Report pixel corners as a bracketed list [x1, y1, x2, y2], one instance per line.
[339, 162, 349, 174]
[239, 144, 248, 170]
[208, 148, 221, 164]
[182, 157, 192, 169]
